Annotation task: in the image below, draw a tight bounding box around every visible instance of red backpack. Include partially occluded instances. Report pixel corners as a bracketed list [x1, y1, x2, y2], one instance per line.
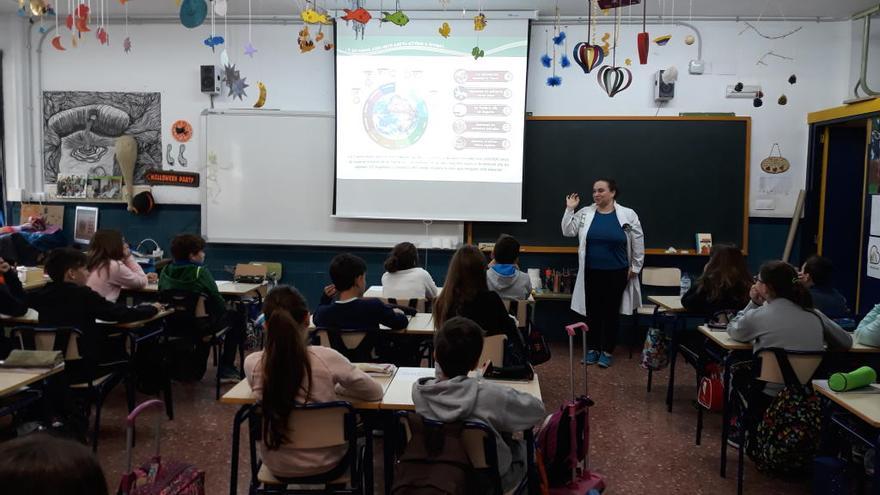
[697, 363, 723, 412]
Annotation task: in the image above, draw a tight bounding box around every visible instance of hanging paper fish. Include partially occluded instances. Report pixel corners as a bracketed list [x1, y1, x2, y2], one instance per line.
[438, 22, 450, 38]
[341, 7, 371, 24]
[204, 35, 224, 49]
[298, 26, 315, 53]
[301, 8, 332, 25]
[474, 13, 487, 31]
[65, 13, 73, 30]
[471, 46, 485, 60]
[75, 3, 90, 33]
[653, 34, 671, 46]
[381, 10, 409, 26]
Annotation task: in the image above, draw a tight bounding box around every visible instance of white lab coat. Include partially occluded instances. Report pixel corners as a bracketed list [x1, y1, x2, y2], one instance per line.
[561, 202, 645, 316]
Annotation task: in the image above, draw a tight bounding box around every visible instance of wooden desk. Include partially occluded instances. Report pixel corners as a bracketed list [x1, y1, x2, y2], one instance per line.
[813, 379, 880, 428]
[364, 285, 443, 299]
[309, 313, 436, 336]
[379, 367, 543, 411]
[697, 325, 880, 354]
[532, 290, 572, 301]
[220, 368, 397, 410]
[647, 295, 684, 312]
[141, 280, 266, 298]
[0, 308, 39, 325]
[22, 278, 48, 291]
[1, 308, 174, 330]
[0, 363, 64, 397]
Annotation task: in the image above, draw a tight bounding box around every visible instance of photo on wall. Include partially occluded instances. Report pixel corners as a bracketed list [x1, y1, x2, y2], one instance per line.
[42, 91, 162, 185]
[870, 117, 880, 195]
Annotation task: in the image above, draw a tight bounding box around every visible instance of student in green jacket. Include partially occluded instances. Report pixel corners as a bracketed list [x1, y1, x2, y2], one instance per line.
[159, 233, 245, 382]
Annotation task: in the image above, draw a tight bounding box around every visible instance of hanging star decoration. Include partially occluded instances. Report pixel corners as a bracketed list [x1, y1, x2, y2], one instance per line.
[222, 63, 248, 100]
[244, 42, 257, 57]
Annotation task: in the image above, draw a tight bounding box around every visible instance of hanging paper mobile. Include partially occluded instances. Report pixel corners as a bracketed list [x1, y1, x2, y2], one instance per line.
[474, 13, 487, 31]
[214, 0, 228, 17]
[381, 9, 409, 26]
[123, 0, 132, 53]
[298, 26, 316, 53]
[244, 0, 256, 56]
[179, 0, 207, 28]
[637, 0, 648, 64]
[653, 34, 671, 46]
[572, 1, 604, 74]
[596, 8, 632, 97]
[342, 0, 371, 40]
[544, 5, 568, 87]
[254, 82, 267, 108]
[438, 22, 450, 38]
[471, 46, 485, 60]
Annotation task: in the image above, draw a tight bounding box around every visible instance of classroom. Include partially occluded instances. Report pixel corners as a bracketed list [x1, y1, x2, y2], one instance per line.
[0, 0, 879, 493]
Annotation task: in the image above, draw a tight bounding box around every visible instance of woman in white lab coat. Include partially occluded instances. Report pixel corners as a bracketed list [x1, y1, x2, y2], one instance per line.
[561, 179, 644, 368]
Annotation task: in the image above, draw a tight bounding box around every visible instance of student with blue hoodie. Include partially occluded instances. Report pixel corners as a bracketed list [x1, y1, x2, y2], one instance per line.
[412, 317, 545, 492]
[487, 235, 532, 300]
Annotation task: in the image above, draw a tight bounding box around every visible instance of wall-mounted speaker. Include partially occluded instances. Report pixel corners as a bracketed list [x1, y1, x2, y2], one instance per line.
[200, 65, 220, 95]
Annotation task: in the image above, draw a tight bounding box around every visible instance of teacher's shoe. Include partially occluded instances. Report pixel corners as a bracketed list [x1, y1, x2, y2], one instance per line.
[583, 350, 600, 365]
[598, 352, 613, 368]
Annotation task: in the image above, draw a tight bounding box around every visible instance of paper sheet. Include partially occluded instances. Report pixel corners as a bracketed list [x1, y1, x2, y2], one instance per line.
[871, 196, 880, 236]
[868, 236, 880, 280]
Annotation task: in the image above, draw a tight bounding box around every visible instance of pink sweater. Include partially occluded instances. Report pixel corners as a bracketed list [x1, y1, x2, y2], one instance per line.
[243, 346, 383, 478]
[86, 256, 148, 302]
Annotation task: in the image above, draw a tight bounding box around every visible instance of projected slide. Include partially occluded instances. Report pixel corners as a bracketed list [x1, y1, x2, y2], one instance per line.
[335, 19, 529, 221]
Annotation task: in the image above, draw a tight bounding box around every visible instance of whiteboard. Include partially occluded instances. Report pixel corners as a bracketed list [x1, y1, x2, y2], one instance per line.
[201, 110, 463, 247]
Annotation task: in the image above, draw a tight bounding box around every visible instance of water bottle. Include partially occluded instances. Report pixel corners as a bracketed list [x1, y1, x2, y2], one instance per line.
[680, 272, 691, 296]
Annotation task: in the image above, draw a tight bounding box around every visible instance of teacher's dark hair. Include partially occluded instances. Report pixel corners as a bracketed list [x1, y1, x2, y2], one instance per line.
[594, 178, 619, 199]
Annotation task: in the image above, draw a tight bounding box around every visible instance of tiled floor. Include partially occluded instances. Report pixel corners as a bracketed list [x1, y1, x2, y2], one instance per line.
[89, 341, 811, 494]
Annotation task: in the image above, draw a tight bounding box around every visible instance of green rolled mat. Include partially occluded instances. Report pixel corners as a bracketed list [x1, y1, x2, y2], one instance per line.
[829, 366, 877, 392]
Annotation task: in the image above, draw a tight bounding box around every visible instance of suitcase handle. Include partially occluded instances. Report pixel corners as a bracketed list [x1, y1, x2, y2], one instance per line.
[126, 400, 165, 473]
[565, 322, 589, 337]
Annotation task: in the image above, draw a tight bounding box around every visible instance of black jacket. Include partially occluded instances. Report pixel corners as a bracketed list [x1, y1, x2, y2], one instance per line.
[28, 282, 158, 359]
[0, 266, 28, 317]
[455, 290, 527, 366]
[681, 283, 749, 317]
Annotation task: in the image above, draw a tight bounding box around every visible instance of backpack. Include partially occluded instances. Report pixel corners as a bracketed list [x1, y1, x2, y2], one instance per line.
[640, 327, 668, 371]
[697, 363, 723, 412]
[536, 396, 593, 486]
[391, 413, 494, 495]
[746, 350, 823, 474]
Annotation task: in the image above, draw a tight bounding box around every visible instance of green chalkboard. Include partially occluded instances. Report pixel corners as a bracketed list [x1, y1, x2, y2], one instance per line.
[469, 117, 749, 253]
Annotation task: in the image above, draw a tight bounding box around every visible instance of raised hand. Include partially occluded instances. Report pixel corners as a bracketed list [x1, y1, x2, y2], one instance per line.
[565, 193, 580, 209]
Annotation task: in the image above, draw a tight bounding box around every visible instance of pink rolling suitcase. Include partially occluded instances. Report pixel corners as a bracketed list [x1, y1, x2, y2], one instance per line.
[117, 400, 205, 495]
[536, 322, 606, 494]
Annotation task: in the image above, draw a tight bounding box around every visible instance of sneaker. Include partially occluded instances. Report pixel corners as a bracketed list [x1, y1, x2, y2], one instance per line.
[219, 366, 242, 384]
[583, 350, 600, 365]
[598, 353, 613, 368]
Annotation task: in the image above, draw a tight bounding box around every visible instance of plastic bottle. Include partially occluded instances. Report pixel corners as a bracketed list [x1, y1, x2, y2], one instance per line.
[680, 272, 691, 296]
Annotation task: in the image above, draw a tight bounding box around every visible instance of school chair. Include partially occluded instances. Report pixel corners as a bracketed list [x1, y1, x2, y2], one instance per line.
[480, 334, 507, 369]
[728, 348, 825, 495]
[631, 267, 682, 357]
[250, 261, 283, 286]
[379, 297, 430, 314]
[159, 289, 235, 400]
[249, 401, 364, 494]
[395, 412, 524, 495]
[314, 328, 380, 364]
[12, 326, 133, 452]
[502, 298, 534, 330]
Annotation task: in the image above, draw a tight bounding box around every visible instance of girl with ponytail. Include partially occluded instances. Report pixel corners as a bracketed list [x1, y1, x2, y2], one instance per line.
[243, 285, 383, 478]
[381, 241, 439, 300]
[727, 260, 852, 357]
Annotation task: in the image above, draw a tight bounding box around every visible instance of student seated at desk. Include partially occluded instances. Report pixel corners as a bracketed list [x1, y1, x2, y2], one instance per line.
[314, 253, 409, 331]
[86, 229, 157, 303]
[0, 256, 28, 317]
[381, 241, 439, 300]
[244, 286, 383, 479]
[798, 255, 850, 319]
[159, 233, 245, 382]
[434, 245, 527, 367]
[487, 234, 532, 300]
[28, 248, 160, 363]
[681, 244, 751, 316]
[413, 317, 545, 493]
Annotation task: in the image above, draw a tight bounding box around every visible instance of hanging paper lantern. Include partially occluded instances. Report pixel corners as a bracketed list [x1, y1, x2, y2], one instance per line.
[637, 32, 649, 64]
[573, 42, 604, 74]
[597, 66, 633, 98]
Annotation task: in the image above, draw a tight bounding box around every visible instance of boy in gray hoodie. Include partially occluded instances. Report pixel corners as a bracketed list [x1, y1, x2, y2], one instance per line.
[487, 235, 532, 300]
[412, 317, 545, 492]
